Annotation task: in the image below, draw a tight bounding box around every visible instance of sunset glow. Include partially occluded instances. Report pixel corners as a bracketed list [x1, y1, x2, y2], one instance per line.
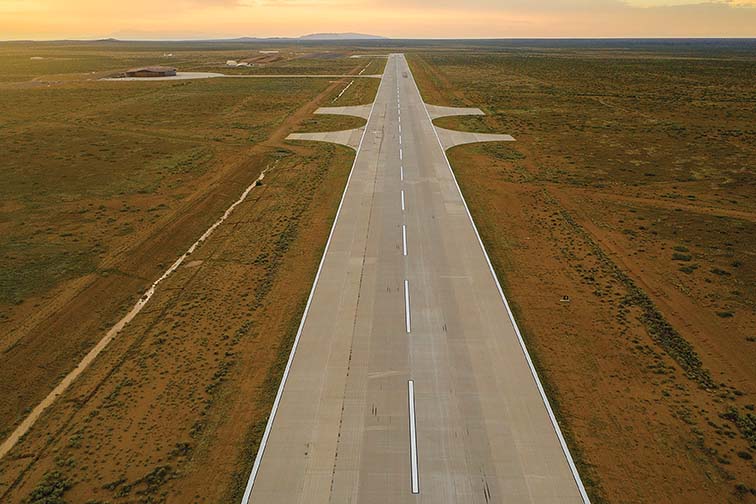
[1, 0, 755, 39]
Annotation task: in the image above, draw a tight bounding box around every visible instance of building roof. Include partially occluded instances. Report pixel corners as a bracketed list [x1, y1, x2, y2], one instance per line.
[126, 66, 177, 73]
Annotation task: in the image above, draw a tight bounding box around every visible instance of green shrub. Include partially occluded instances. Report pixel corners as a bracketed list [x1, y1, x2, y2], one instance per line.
[26, 471, 70, 504]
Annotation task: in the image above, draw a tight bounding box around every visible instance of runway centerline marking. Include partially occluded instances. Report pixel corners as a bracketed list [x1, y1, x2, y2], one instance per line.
[401, 190, 405, 211]
[408, 380, 420, 494]
[400, 165, 404, 181]
[404, 279, 411, 333]
[402, 224, 407, 256]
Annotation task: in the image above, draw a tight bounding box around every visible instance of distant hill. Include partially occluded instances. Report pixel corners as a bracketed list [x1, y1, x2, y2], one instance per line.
[4, 33, 391, 44]
[298, 33, 388, 41]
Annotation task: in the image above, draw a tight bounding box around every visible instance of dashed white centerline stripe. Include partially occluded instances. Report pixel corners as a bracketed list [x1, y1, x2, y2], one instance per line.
[401, 190, 405, 211]
[404, 279, 411, 333]
[408, 380, 420, 494]
[400, 165, 404, 181]
[400, 148, 403, 161]
[402, 224, 407, 256]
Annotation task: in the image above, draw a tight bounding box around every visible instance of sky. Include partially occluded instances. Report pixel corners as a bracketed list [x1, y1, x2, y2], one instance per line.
[1, 0, 755, 40]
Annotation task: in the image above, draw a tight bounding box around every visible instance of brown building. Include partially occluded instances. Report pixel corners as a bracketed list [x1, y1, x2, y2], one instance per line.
[125, 66, 177, 78]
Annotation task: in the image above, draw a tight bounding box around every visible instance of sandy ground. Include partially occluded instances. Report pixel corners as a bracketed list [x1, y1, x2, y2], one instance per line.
[0, 167, 268, 461]
[409, 53, 756, 503]
[0, 60, 376, 502]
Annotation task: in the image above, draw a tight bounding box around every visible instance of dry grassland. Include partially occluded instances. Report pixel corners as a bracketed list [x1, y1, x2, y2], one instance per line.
[409, 45, 756, 503]
[0, 43, 379, 502]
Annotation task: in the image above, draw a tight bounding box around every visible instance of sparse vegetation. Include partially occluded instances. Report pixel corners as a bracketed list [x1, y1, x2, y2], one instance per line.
[1, 37, 753, 503]
[409, 40, 756, 503]
[679, 264, 699, 274]
[25, 471, 71, 504]
[0, 40, 378, 503]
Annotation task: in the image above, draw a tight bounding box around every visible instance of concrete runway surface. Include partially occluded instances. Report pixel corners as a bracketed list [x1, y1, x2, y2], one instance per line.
[242, 54, 589, 504]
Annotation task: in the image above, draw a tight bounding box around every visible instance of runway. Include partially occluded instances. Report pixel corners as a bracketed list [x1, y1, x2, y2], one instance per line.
[242, 53, 589, 504]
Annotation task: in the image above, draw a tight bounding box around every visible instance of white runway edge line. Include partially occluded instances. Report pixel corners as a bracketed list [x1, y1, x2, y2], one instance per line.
[408, 380, 420, 494]
[402, 224, 408, 256]
[0, 164, 271, 461]
[239, 60, 387, 504]
[405, 56, 591, 504]
[404, 279, 411, 333]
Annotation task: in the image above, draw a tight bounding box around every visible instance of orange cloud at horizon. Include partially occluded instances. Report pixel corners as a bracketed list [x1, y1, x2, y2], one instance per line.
[1, 0, 755, 40]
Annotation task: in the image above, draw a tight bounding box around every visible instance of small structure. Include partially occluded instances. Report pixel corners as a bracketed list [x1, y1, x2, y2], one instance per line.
[227, 60, 251, 68]
[125, 66, 177, 78]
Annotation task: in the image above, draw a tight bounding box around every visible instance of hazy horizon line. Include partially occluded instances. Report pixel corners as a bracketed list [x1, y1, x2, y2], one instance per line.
[4, 35, 756, 43]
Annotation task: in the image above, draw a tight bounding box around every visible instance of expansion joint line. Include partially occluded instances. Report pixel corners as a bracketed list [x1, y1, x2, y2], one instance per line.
[328, 145, 381, 499]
